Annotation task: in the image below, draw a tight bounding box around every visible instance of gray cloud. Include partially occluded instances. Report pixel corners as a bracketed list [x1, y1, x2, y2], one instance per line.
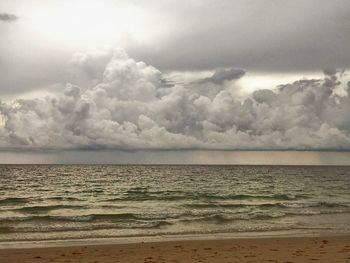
[1, 0, 350, 96]
[0, 13, 18, 22]
[199, 68, 245, 85]
[191, 68, 245, 99]
[127, 0, 350, 72]
[323, 68, 338, 76]
[1, 49, 350, 151]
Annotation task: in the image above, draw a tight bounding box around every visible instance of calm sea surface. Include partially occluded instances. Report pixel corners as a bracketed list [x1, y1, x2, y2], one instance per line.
[0, 165, 350, 242]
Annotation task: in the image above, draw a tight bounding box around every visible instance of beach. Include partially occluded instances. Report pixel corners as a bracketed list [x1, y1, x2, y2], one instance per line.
[1, 235, 350, 263]
[2, 0, 350, 260]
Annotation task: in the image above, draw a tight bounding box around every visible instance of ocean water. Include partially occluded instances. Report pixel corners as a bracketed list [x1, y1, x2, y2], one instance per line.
[0, 165, 350, 243]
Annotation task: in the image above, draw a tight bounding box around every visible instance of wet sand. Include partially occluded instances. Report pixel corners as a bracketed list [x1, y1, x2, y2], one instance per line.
[1, 235, 350, 263]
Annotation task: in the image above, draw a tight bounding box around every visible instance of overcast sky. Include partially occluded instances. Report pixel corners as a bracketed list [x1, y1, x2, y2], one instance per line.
[1, 0, 350, 164]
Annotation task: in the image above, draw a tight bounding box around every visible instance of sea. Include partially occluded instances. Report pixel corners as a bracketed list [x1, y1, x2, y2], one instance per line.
[0, 165, 350, 244]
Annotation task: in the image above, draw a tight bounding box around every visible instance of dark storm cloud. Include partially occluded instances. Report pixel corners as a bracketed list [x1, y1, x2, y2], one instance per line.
[1, 0, 350, 96]
[1, 49, 350, 151]
[191, 68, 245, 99]
[127, 0, 350, 71]
[0, 13, 18, 22]
[323, 68, 338, 76]
[199, 68, 245, 85]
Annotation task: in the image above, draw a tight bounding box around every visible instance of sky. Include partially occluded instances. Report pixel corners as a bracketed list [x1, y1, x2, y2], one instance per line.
[1, 0, 350, 164]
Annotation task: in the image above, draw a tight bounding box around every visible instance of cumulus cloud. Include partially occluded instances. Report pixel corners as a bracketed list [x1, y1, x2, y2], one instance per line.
[1, 49, 350, 151]
[0, 13, 18, 22]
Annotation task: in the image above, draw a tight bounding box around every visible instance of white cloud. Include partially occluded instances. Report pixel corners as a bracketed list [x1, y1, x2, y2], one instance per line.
[0, 49, 350, 150]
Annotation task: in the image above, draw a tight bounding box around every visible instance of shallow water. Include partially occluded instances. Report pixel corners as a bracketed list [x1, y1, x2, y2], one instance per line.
[0, 165, 350, 242]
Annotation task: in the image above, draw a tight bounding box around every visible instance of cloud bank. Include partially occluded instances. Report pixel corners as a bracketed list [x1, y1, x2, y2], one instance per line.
[0, 49, 350, 151]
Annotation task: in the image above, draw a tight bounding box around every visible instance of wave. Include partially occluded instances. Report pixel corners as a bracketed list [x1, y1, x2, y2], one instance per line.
[0, 226, 12, 234]
[2, 201, 350, 224]
[184, 201, 350, 209]
[178, 212, 286, 224]
[183, 202, 285, 209]
[103, 195, 188, 202]
[197, 193, 310, 201]
[9, 220, 173, 234]
[0, 212, 183, 223]
[102, 193, 310, 202]
[305, 202, 350, 208]
[280, 202, 350, 209]
[47, 196, 84, 201]
[184, 203, 248, 209]
[0, 197, 28, 205]
[179, 208, 350, 223]
[13, 204, 87, 213]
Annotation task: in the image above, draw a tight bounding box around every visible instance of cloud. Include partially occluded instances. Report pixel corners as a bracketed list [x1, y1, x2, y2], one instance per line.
[128, 0, 350, 71]
[0, 13, 18, 22]
[199, 68, 245, 85]
[1, 1, 350, 97]
[1, 49, 350, 151]
[189, 68, 245, 99]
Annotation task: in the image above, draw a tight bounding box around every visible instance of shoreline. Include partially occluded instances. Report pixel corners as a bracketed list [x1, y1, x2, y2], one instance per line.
[1, 230, 350, 249]
[1, 234, 349, 263]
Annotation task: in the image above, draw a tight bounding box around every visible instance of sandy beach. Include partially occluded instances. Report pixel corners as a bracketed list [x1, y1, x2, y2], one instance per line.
[1, 235, 350, 263]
